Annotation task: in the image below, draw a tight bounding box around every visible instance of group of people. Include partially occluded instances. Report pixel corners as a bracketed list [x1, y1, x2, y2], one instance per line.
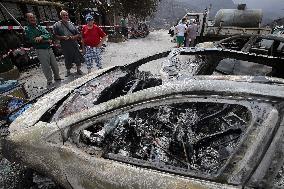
[175, 17, 198, 48]
[25, 10, 107, 86]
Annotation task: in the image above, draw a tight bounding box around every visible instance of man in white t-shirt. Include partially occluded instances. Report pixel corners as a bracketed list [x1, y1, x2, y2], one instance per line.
[175, 18, 187, 48]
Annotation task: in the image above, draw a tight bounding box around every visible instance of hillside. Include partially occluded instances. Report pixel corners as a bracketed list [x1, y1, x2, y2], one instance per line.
[233, 0, 284, 25]
[150, 0, 236, 29]
[179, 0, 235, 17]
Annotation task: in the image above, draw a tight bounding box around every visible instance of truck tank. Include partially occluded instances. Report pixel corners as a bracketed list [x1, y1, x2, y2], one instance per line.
[214, 8, 263, 28]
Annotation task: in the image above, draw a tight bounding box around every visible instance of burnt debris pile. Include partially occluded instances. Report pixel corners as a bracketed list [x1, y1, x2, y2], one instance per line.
[81, 102, 250, 175]
[274, 165, 284, 188]
[162, 55, 206, 80]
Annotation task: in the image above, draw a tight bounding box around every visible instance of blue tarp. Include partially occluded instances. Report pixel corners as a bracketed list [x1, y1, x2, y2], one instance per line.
[0, 79, 18, 93]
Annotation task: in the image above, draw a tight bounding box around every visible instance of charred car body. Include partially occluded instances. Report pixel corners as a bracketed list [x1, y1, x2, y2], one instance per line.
[198, 34, 284, 57]
[2, 47, 284, 188]
[190, 34, 284, 79]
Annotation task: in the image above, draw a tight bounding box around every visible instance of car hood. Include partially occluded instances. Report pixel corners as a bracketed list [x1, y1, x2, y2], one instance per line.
[9, 67, 115, 133]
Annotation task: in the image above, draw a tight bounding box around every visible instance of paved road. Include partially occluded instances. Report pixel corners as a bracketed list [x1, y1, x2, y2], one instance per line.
[20, 30, 173, 99]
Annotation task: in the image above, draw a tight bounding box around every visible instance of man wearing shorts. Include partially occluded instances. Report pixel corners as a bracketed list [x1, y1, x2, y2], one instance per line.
[175, 18, 187, 48]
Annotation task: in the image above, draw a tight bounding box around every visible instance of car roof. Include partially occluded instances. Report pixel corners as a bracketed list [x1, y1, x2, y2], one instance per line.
[57, 75, 284, 132]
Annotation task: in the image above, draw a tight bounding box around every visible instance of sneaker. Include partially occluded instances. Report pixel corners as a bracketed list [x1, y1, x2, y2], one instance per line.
[77, 69, 84, 75]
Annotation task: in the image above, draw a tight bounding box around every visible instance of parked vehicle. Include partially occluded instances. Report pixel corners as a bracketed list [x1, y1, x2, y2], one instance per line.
[129, 27, 145, 38]
[2, 47, 284, 188]
[129, 23, 149, 39]
[273, 25, 284, 36]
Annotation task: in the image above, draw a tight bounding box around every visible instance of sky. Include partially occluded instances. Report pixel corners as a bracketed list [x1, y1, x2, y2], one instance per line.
[233, 0, 284, 21]
[233, 0, 284, 11]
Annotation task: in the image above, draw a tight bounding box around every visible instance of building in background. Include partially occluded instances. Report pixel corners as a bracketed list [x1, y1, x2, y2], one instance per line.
[0, 0, 64, 72]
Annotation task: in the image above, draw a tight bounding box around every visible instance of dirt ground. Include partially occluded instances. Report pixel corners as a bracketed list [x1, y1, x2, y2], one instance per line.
[20, 30, 173, 99]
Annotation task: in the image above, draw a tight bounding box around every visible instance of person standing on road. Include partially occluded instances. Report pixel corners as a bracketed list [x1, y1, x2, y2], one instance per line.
[53, 10, 83, 77]
[25, 13, 61, 86]
[81, 14, 107, 73]
[184, 20, 190, 47]
[186, 19, 198, 47]
[120, 16, 128, 38]
[175, 18, 187, 48]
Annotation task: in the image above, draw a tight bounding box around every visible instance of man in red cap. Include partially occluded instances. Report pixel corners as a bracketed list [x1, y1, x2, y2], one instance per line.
[81, 14, 108, 73]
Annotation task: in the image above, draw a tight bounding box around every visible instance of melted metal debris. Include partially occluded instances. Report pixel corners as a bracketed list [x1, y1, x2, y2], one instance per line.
[161, 54, 206, 81]
[0, 162, 62, 189]
[274, 165, 284, 188]
[80, 102, 250, 176]
[161, 47, 284, 82]
[0, 158, 23, 189]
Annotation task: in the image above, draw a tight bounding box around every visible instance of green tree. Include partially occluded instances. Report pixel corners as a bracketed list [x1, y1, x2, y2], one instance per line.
[51, 0, 98, 24]
[52, 0, 160, 23]
[110, 0, 160, 19]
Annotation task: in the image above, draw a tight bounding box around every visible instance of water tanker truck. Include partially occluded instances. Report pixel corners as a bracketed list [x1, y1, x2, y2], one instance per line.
[171, 4, 272, 43]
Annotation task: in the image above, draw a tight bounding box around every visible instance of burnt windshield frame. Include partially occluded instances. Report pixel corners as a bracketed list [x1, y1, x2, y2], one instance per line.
[47, 51, 171, 123]
[67, 94, 276, 182]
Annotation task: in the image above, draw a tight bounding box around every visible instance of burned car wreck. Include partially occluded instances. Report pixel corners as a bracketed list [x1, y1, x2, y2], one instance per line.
[2, 48, 284, 189]
[196, 34, 284, 57]
[195, 34, 284, 78]
[161, 46, 284, 81]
